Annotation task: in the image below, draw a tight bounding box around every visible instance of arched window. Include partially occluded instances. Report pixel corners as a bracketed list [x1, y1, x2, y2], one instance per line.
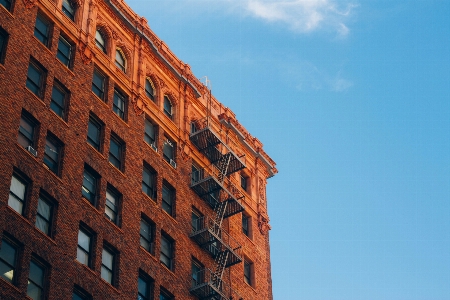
[115, 49, 126, 73]
[95, 29, 107, 54]
[163, 96, 173, 119]
[62, 0, 76, 21]
[145, 79, 155, 102]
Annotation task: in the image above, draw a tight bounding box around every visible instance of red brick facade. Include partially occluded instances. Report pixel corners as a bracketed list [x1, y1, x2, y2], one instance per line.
[0, 0, 277, 299]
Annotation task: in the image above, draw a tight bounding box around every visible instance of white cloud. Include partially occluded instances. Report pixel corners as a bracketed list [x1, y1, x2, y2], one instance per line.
[245, 0, 357, 36]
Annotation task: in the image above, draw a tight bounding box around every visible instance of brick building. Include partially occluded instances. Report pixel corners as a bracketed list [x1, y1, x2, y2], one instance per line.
[0, 0, 277, 299]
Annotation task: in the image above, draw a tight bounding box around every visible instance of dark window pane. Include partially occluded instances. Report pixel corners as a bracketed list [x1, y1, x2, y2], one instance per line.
[50, 85, 66, 118]
[144, 120, 155, 145]
[62, 0, 75, 21]
[36, 197, 52, 236]
[34, 16, 49, 45]
[92, 70, 105, 99]
[113, 90, 125, 119]
[0, 29, 7, 63]
[145, 80, 154, 101]
[0, 239, 17, 283]
[95, 30, 106, 53]
[57, 36, 72, 67]
[163, 97, 172, 118]
[82, 169, 97, 205]
[44, 136, 61, 174]
[0, 0, 12, 11]
[26, 63, 44, 97]
[115, 50, 125, 72]
[87, 117, 101, 150]
[18, 115, 35, 148]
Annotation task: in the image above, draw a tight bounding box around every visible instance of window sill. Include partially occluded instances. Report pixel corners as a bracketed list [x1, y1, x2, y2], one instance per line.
[32, 35, 53, 55]
[86, 142, 106, 158]
[74, 260, 97, 277]
[161, 208, 177, 224]
[162, 158, 177, 171]
[0, 5, 15, 18]
[111, 109, 130, 127]
[5, 205, 32, 226]
[160, 262, 176, 277]
[144, 141, 159, 155]
[104, 216, 123, 233]
[81, 197, 101, 214]
[140, 246, 157, 262]
[91, 91, 109, 106]
[16, 142, 40, 161]
[48, 109, 69, 128]
[99, 277, 121, 295]
[108, 162, 126, 177]
[55, 58, 75, 77]
[42, 163, 64, 183]
[32, 224, 57, 246]
[0, 63, 5, 71]
[24, 86, 46, 106]
[141, 191, 157, 204]
[243, 279, 257, 292]
[0, 276, 22, 295]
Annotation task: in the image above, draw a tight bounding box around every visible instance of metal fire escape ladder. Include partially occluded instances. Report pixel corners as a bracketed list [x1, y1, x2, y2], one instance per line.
[212, 249, 230, 289]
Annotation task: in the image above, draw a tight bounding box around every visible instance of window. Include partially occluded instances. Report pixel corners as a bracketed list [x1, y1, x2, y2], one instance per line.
[242, 214, 250, 237]
[159, 287, 173, 300]
[109, 133, 124, 171]
[76, 227, 92, 267]
[44, 133, 63, 175]
[160, 233, 173, 270]
[162, 138, 175, 167]
[115, 49, 126, 72]
[240, 174, 248, 191]
[0, 237, 18, 284]
[57, 35, 72, 67]
[50, 82, 69, 119]
[81, 166, 99, 206]
[161, 182, 174, 216]
[191, 259, 203, 287]
[140, 217, 155, 254]
[138, 272, 154, 300]
[0, 0, 12, 11]
[27, 258, 47, 300]
[105, 186, 120, 225]
[190, 121, 198, 134]
[0, 27, 8, 64]
[34, 14, 50, 46]
[35, 196, 54, 237]
[26, 59, 46, 98]
[95, 29, 107, 53]
[163, 96, 172, 119]
[113, 89, 126, 120]
[101, 246, 115, 285]
[87, 114, 103, 151]
[144, 119, 157, 148]
[142, 164, 156, 199]
[8, 173, 27, 215]
[191, 208, 202, 232]
[92, 68, 106, 100]
[62, 0, 76, 21]
[18, 111, 37, 149]
[191, 164, 202, 185]
[145, 79, 155, 102]
[244, 259, 253, 286]
[72, 286, 91, 300]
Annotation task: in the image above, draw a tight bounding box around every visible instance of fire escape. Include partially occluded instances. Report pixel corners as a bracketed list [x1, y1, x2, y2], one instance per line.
[189, 117, 245, 300]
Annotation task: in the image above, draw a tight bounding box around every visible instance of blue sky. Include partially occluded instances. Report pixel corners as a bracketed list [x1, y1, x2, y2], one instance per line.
[127, 1, 450, 299]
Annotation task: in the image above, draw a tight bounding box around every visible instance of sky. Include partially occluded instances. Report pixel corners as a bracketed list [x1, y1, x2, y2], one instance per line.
[126, 1, 450, 299]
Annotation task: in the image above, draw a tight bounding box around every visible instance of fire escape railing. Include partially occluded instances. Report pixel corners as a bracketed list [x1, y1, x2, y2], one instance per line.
[190, 269, 243, 300]
[189, 119, 246, 299]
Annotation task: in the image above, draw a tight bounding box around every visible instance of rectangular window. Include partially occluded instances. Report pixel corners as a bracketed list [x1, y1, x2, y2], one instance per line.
[138, 272, 154, 300]
[109, 133, 124, 171]
[162, 138, 175, 167]
[160, 233, 173, 270]
[81, 166, 99, 206]
[191, 208, 202, 232]
[50, 82, 68, 119]
[44, 133, 63, 175]
[144, 119, 157, 147]
[26, 59, 46, 98]
[244, 259, 253, 286]
[0, 0, 12, 11]
[191, 259, 203, 287]
[142, 164, 156, 200]
[191, 164, 202, 185]
[0, 27, 8, 64]
[27, 258, 47, 300]
[57, 35, 72, 68]
[72, 285, 91, 300]
[76, 227, 92, 267]
[140, 217, 155, 255]
[161, 183, 174, 217]
[34, 14, 50, 46]
[105, 186, 120, 225]
[35, 196, 54, 237]
[113, 89, 126, 120]
[0, 237, 18, 284]
[18, 111, 38, 149]
[101, 246, 115, 285]
[8, 173, 27, 215]
[87, 114, 103, 151]
[92, 68, 106, 100]
[159, 287, 174, 300]
[242, 214, 250, 237]
[240, 174, 248, 191]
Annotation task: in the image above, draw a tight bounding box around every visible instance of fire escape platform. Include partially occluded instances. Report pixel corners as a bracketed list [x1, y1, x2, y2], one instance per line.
[191, 176, 244, 219]
[190, 221, 242, 268]
[190, 269, 242, 300]
[190, 127, 245, 175]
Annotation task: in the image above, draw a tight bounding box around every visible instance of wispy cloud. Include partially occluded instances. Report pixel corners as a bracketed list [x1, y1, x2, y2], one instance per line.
[279, 60, 353, 92]
[245, 0, 357, 36]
